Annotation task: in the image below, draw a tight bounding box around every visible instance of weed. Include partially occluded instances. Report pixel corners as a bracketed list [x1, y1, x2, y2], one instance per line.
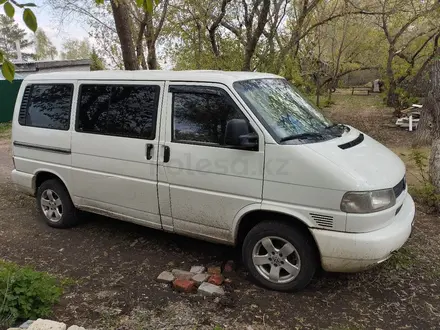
[0, 122, 11, 136]
[0, 260, 63, 326]
[386, 247, 415, 270]
[408, 149, 440, 211]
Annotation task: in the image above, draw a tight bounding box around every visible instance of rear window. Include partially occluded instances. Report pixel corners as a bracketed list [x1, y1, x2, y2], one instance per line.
[76, 84, 159, 140]
[19, 84, 73, 130]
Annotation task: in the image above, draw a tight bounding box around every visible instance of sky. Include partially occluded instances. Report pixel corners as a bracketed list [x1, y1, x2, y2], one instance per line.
[14, 0, 91, 53]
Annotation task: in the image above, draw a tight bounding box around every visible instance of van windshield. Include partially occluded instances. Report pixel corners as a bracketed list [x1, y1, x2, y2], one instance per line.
[233, 78, 342, 144]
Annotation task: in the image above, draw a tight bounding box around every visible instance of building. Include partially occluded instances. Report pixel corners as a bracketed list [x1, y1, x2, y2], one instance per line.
[14, 59, 91, 77]
[0, 59, 91, 123]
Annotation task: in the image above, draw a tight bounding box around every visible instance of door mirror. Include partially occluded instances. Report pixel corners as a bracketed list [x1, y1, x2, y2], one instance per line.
[224, 119, 258, 150]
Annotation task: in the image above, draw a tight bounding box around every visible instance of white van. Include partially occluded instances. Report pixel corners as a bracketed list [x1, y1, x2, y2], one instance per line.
[11, 71, 415, 291]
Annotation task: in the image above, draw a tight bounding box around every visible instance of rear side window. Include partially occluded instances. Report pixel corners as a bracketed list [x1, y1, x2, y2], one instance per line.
[77, 84, 159, 139]
[19, 84, 73, 130]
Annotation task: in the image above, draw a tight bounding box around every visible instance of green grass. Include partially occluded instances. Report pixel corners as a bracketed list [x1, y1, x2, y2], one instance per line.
[0, 122, 11, 139]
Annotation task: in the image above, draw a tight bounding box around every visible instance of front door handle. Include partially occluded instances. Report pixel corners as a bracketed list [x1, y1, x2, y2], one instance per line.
[146, 143, 154, 160]
[163, 145, 170, 163]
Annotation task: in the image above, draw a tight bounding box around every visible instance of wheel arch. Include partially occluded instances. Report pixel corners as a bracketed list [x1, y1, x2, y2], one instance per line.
[33, 169, 72, 197]
[232, 204, 316, 246]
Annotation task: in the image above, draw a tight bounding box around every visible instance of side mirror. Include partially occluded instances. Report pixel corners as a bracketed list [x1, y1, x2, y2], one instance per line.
[224, 119, 258, 150]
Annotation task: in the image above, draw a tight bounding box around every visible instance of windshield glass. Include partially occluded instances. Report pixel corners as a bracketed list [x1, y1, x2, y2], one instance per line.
[234, 78, 339, 143]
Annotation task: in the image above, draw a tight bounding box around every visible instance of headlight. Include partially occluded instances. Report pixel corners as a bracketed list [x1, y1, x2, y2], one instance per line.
[341, 189, 396, 213]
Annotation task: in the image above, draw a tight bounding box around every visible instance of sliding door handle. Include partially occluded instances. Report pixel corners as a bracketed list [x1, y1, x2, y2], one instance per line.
[163, 146, 170, 163]
[146, 143, 154, 160]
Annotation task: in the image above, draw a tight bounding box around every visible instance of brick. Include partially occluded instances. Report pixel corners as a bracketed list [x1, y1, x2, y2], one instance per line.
[192, 273, 210, 284]
[28, 319, 67, 330]
[190, 266, 206, 274]
[172, 269, 195, 280]
[198, 282, 225, 296]
[156, 271, 175, 283]
[173, 279, 195, 293]
[223, 260, 235, 273]
[208, 274, 224, 286]
[207, 266, 221, 274]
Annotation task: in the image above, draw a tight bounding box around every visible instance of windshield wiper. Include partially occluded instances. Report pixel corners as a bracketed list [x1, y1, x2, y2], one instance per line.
[325, 123, 344, 129]
[280, 132, 323, 142]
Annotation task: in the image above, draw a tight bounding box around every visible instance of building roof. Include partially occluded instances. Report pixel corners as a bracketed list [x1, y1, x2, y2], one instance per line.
[15, 59, 91, 74]
[24, 70, 280, 84]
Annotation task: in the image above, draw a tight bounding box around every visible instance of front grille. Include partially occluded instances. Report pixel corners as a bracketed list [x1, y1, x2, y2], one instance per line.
[393, 177, 406, 199]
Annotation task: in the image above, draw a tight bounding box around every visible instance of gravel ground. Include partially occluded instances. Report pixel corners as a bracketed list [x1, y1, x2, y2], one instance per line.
[1, 95, 440, 329]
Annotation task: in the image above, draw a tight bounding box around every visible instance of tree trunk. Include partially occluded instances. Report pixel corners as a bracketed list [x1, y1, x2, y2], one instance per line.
[241, 0, 270, 71]
[428, 59, 440, 209]
[111, 0, 139, 70]
[146, 41, 158, 70]
[385, 47, 399, 108]
[144, 11, 159, 70]
[414, 107, 433, 146]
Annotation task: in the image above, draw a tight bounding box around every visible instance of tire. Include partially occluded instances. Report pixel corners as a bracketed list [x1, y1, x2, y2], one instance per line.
[242, 221, 317, 292]
[36, 179, 79, 228]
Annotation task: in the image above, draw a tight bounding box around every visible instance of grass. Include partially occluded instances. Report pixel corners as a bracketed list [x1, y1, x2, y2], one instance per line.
[0, 122, 11, 139]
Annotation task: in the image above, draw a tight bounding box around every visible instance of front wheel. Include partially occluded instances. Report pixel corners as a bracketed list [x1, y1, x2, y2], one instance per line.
[242, 221, 318, 292]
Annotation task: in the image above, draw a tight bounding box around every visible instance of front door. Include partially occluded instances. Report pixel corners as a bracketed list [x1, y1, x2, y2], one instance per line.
[71, 80, 164, 229]
[158, 83, 265, 243]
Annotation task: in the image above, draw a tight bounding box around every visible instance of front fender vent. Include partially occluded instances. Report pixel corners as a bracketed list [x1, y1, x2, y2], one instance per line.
[310, 213, 334, 228]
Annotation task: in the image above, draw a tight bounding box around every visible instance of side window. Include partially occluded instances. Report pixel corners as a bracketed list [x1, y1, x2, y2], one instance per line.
[77, 84, 159, 139]
[20, 84, 73, 130]
[172, 90, 254, 147]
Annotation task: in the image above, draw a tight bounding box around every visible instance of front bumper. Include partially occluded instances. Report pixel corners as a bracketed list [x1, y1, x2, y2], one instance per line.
[311, 194, 415, 272]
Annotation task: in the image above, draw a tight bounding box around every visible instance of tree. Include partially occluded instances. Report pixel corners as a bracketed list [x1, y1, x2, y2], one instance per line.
[0, 1, 38, 82]
[370, 0, 440, 108]
[0, 14, 34, 60]
[221, 0, 271, 71]
[90, 48, 105, 70]
[428, 57, 440, 209]
[34, 29, 58, 60]
[61, 38, 91, 60]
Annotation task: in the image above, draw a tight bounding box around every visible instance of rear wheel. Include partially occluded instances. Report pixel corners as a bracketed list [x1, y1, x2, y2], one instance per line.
[36, 179, 79, 228]
[242, 221, 317, 292]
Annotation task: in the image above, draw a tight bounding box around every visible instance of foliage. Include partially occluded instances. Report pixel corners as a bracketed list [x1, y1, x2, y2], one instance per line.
[34, 29, 58, 61]
[61, 38, 91, 60]
[90, 48, 105, 70]
[0, 1, 37, 82]
[409, 149, 440, 211]
[0, 260, 63, 326]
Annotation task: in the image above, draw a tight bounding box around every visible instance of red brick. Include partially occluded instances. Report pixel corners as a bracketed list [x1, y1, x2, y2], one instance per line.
[208, 274, 224, 286]
[173, 279, 195, 293]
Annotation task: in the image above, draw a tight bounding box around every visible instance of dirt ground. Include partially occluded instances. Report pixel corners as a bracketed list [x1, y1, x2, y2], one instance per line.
[1, 92, 440, 330]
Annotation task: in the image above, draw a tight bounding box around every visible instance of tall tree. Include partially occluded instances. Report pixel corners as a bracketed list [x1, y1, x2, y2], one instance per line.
[0, 14, 34, 61]
[34, 29, 58, 60]
[221, 0, 271, 71]
[61, 38, 91, 60]
[110, 0, 139, 70]
[130, 0, 169, 70]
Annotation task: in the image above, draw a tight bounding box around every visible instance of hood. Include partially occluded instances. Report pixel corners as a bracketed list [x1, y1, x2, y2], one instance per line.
[305, 127, 405, 190]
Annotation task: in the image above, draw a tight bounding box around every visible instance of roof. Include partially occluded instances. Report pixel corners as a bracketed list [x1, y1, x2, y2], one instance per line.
[23, 70, 281, 84]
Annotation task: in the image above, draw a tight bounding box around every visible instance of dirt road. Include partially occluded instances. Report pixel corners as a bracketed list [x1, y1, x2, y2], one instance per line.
[1, 134, 440, 329]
